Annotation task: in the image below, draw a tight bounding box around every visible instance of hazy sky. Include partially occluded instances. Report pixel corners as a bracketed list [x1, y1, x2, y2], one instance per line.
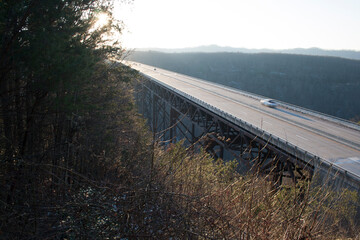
[114, 0, 360, 51]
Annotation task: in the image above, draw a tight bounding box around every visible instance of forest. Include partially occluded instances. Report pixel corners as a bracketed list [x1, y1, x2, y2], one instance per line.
[1, 0, 359, 239]
[129, 51, 360, 121]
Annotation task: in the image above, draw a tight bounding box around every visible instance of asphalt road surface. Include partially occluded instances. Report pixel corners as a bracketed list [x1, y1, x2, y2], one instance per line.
[128, 61, 360, 178]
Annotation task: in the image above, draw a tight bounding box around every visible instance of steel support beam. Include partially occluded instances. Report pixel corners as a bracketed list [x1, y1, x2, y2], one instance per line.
[135, 76, 314, 184]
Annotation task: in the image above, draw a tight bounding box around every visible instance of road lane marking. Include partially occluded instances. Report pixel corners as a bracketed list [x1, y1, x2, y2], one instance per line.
[296, 135, 308, 141]
[134, 64, 360, 151]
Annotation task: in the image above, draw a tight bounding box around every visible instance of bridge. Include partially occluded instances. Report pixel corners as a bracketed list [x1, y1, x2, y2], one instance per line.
[128, 61, 360, 190]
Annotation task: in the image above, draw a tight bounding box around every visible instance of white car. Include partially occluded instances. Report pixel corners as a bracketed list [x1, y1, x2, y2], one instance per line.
[260, 99, 278, 108]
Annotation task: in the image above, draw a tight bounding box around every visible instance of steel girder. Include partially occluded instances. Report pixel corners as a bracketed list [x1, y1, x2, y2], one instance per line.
[135, 77, 314, 184]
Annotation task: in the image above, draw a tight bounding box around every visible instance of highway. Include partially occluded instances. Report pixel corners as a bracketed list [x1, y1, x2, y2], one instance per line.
[128, 61, 360, 179]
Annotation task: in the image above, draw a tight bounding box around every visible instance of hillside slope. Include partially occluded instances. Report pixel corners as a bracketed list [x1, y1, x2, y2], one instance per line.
[128, 51, 360, 120]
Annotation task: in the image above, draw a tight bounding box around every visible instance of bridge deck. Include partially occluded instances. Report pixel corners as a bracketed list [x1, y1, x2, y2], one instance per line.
[128, 61, 360, 181]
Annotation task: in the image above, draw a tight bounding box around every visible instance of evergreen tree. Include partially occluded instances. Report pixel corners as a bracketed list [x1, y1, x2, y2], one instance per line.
[0, 1, 136, 237]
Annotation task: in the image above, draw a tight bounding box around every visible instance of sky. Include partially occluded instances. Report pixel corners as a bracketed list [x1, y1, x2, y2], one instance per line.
[113, 0, 360, 51]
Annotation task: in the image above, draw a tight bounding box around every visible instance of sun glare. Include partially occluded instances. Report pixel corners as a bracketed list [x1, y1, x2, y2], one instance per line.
[94, 12, 110, 29]
[113, 0, 360, 50]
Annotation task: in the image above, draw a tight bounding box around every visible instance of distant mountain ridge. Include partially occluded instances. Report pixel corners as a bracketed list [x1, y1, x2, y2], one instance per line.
[136, 45, 360, 61]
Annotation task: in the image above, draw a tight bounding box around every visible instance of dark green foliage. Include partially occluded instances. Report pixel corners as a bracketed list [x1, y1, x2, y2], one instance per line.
[129, 51, 360, 120]
[1, 1, 359, 238]
[0, 0, 141, 238]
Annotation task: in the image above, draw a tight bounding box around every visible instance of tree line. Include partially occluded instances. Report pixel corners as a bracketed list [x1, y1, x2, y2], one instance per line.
[0, 0, 149, 237]
[1, 1, 359, 238]
[129, 51, 360, 120]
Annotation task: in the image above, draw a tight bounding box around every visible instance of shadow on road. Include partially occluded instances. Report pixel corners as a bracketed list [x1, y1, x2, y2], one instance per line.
[274, 108, 313, 121]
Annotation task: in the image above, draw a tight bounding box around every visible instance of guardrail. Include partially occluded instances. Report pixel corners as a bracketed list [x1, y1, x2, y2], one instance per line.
[176, 73, 360, 131]
[139, 72, 360, 190]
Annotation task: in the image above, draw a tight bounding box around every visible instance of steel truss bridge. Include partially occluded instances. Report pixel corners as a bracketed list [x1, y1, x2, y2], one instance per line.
[130, 62, 360, 190]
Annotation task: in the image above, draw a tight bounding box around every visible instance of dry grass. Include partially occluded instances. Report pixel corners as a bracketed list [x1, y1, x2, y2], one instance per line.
[2, 110, 359, 239]
[152, 141, 360, 239]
